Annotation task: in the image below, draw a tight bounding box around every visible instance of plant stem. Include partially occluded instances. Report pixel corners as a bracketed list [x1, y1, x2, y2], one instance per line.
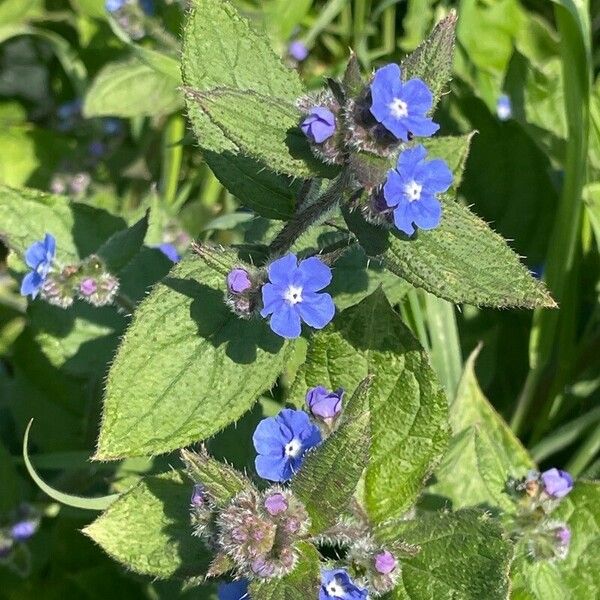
[566, 425, 600, 477]
[115, 292, 136, 315]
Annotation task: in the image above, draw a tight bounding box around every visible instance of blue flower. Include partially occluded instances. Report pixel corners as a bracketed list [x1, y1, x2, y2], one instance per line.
[370, 63, 439, 142]
[218, 580, 249, 600]
[383, 145, 452, 236]
[301, 107, 336, 144]
[319, 569, 368, 600]
[20, 234, 56, 299]
[497, 94, 512, 121]
[10, 519, 38, 542]
[253, 408, 322, 482]
[260, 254, 335, 339]
[105, 0, 126, 12]
[289, 40, 309, 62]
[157, 243, 180, 263]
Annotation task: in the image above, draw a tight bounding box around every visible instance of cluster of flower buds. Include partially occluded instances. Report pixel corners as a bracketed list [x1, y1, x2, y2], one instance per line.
[507, 468, 574, 562]
[50, 172, 91, 197]
[20, 234, 119, 309]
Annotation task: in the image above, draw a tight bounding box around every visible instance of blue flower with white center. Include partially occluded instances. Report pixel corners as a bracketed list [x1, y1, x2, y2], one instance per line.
[260, 254, 335, 339]
[218, 580, 249, 600]
[497, 94, 512, 121]
[20, 234, 56, 299]
[253, 408, 322, 482]
[370, 63, 439, 142]
[383, 145, 453, 236]
[319, 569, 368, 600]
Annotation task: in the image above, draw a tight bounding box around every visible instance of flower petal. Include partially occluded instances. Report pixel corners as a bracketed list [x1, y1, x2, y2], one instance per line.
[380, 117, 410, 141]
[20, 271, 43, 298]
[253, 416, 286, 455]
[296, 256, 332, 291]
[404, 115, 439, 138]
[383, 170, 406, 208]
[396, 144, 427, 177]
[24, 241, 47, 270]
[255, 454, 288, 482]
[310, 120, 335, 143]
[267, 254, 298, 286]
[268, 303, 302, 339]
[402, 78, 434, 113]
[419, 158, 453, 193]
[311, 106, 335, 126]
[43, 233, 56, 260]
[297, 292, 335, 329]
[260, 283, 285, 317]
[411, 196, 442, 230]
[393, 203, 416, 236]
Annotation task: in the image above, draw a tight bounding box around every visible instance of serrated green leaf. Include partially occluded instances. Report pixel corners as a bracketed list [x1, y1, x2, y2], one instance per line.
[84, 58, 182, 118]
[84, 470, 209, 578]
[96, 214, 148, 273]
[180, 448, 251, 507]
[427, 348, 535, 512]
[95, 246, 293, 459]
[291, 377, 371, 533]
[381, 510, 513, 600]
[510, 481, 600, 600]
[345, 197, 555, 308]
[249, 542, 321, 600]
[402, 11, 457, 108]
[290, 289, 448, 524]
[188, 88, 330, 179]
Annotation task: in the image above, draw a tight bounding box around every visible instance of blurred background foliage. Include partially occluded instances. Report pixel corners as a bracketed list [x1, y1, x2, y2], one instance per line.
[0, 0, 598, 597]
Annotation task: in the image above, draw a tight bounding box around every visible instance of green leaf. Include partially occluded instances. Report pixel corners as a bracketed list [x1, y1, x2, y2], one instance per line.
[510, 481, 600, 600]
[95, 245, 293, 459]
[180, 447, 251, 506]
[83, 57, 183, 118]
[381, 510, 513, 600]
[402, 11, 457, 109]
[96, 214, 149, 273]
[187, 88, 330, 179]
[427, 348, 535, 512]
[249, 542, 321, 600]
[290, 289, 449, 524]
[291, 377, 372, 533]
[345, 197, 555, 308]
[84, 470, 209, 578]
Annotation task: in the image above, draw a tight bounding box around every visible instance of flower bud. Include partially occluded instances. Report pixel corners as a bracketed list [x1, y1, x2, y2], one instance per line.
[541, 468, 573, 499]
[40, 271, 76, 308]
[375, 550, 397, 575]
[227, 269, 252, 294]
[528, 522, 572, 561]
[191, 484, 207, 508]
[264, 492, 288, 516]
[306, 386, 344, 425]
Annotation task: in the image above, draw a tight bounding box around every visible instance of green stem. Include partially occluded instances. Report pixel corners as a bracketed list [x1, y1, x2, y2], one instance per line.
[160, 113, 185, 211]
[566, 426, 600, 477]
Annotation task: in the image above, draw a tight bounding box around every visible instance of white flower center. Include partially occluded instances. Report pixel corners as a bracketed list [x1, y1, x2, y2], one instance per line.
[283, 285, 303, 305]
[326, 579, 345, 597]
[389, 97, 408, 118]
[284, 439, 302, 458]
[405, 181, 423, 202]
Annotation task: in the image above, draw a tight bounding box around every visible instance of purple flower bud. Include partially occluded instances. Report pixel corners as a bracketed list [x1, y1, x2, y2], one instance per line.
[10, 519, 38, 542]
[306, 386, 344, 421]
[264, 493, 288, 516]
[301, 107, 336, 144]
[375, 550, 397, 574]
[541, 468, 574, 499]
[289, 40, 309, 62]
[191, 484, 207, 507]
[251, 556, 275, 578]
[227, 269, 252, 294]
[555, 526, 571, 546]
[79, 278, 98, 297]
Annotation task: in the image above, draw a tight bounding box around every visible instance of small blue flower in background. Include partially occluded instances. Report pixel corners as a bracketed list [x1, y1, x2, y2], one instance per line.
[370, 63, 439, 142]
[289, 40, 309, 62]
[541, 468, 573, 499]
[157, 243, 181, 263]
[383, 145, 452, 236]
[497, 94, 512, 121]
[253, 408, 322, 482]
[218, 579, 249, 600]
[105, 0, 126, 12]
[320, 569, 368, 600]
[103, 118, 124, 136]
[301, 107, 336, 144]
[10, 519, 38, 542]
[20, 234, 56, 299]
[260, 254, 335, 339]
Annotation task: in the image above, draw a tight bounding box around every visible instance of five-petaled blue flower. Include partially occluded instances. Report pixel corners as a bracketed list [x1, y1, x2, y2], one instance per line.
[218, 580, 249, 600]
[370, 63, 439, 142]
[20, 234, 56, 299]
[383, 145, 452, 236]
[301, 107, 336, 144]
[253, 408, 322, 482]
[320, 569, 368, 600]
[260, 254, 335, 339]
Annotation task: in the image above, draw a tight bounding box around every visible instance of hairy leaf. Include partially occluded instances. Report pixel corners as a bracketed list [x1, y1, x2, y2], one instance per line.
[95, 245, 293, 459]
[381, 510, 513, 600]
[511, 481, 600, 600]
[428, 348, 535, 511]
[96, 214, 148, 273]
[345, 197, 555, 308]
[249, 542, 321, 600]
[84, 471, 208, 578]
[291, 289, 449, 524]
[292, 377, 371, 533]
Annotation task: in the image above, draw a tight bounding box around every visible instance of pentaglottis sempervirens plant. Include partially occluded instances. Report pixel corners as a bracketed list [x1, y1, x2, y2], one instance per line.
[1, 1, 597, 599]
